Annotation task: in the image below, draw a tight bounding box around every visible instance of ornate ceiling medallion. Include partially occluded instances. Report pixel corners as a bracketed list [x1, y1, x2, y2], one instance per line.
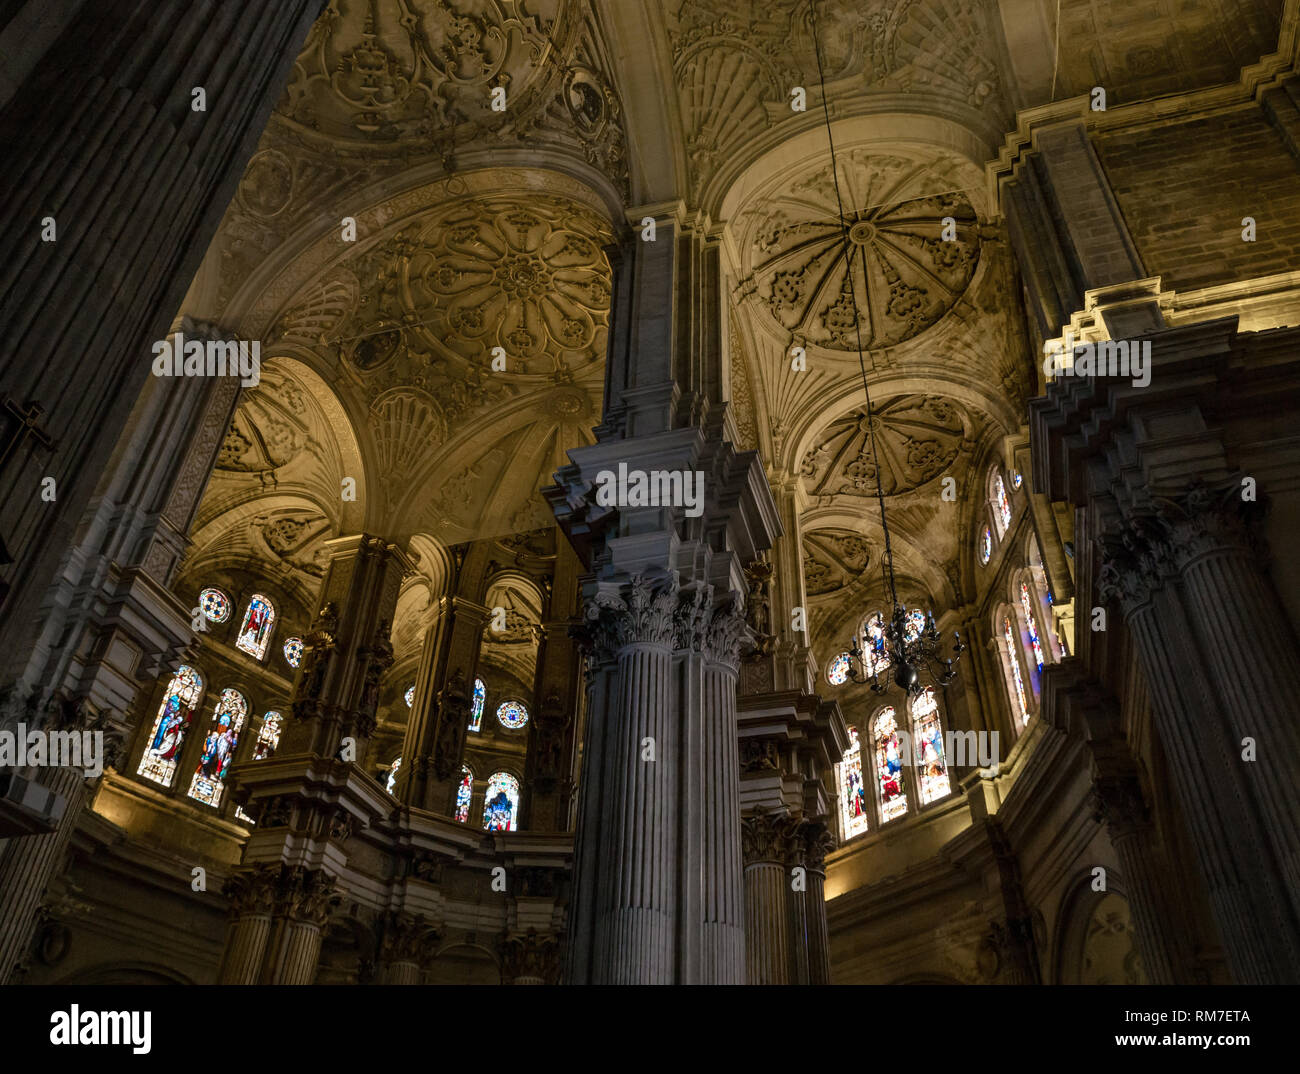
[801, 395, 967, 498]
[738, 151, 980, 351]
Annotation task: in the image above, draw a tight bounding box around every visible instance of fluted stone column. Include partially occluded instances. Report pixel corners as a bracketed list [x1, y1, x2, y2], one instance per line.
[795, 820, 834, 986]
[0, 0, 325, 686]
[585, 577, 678, 985]
[741, 810, 798, 985]
[1090, 769, 1192, 984]
[1098, 499, 1300, 983]
[698, 602, 749, 983]
[218, 869, 275, 986]
[219, 864, 338, 985]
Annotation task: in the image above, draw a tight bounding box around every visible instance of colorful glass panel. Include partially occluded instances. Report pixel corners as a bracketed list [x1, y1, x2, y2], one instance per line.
[282, 636, 303, 668]
[454, 766, 473, 823]
[496, 700, 529, 730]
[862, 615, 890, 676]
[404, 684, 414, 708]
[188, 688, 248, 807]
[199, 587, 230, 624]
[252, 711, 282, 760]
[234, 594, 275, 660]
[979, 526, 992, 565]
[873, 707, 908, 822]
[137, 665, 203, 787]
[1020, 583, 1046, 671]
[904, 608, 927, 642]
[386, 756, 401, 795]
[994, 474, 1012, 531]
[826, 652, 852, 686]
[1012, 469, 1023, 489]
[1004, 617, 1030, 723]
[912, 688, 950, 804]
[483, 772, 520, 832]
[839, 727, 869, 839]
[468, 678, 486, 731]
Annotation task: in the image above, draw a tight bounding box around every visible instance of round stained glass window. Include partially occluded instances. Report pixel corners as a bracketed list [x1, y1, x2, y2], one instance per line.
[283, 636, 303, 668]
[496, 700, 529, 730]
[826, 652, 851, 686]
[404, 685, 415, 708]
[979, 526, 992, 566]
[199, 587, 230, 624]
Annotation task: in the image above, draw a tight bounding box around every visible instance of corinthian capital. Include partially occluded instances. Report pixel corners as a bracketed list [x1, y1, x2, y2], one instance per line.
[1153, 477, 1267, 570]
[704, 597, 753, 670]
[579, 573, 679, 659]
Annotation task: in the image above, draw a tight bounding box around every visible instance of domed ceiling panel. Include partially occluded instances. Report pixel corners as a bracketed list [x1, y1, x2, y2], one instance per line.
[735, 151, 980, 352]
[800, 394, 970, 499]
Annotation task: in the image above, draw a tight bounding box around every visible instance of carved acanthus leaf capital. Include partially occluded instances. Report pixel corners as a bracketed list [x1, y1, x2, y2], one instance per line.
[579, 573, 679, 659]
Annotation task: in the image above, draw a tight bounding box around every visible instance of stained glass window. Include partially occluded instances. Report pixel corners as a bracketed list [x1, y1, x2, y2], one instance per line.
[404, 684, 414, 708]
[386, 756, 401, 795]
[873, 707, 908, 822]
[1012, 469, 1023, 490]
[469, 678, 485, 731]
[1004, 617, 1030, 723]
[138, 665, 203, 788]
[188, 688, 248, 807]
[496, 700, 529, 730]
[994, 474, 1012, 532]
[1020, 582, 1046, 672]
[454, 766, 473, 823]
[252, 711, 282, 760]
[235, 806, 255, 825]
[862, 615, 890, 676]
[911, 687, 950, 804]
[826, 652, 852, 686]
[904, 608, 927, 642]
[483, 772, 520, 832]
[235, 594, 275, 660]
[838, 727, 869, 839]
[199, 587, 230, 624]
[979, 526, 992, 565]
[282, 636, 303, 668]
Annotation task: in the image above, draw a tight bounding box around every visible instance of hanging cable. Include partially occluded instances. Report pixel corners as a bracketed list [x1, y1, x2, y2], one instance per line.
[807, 1, 900, 611]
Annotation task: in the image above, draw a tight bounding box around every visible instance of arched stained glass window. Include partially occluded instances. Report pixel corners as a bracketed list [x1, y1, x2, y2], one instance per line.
[838, 727, 869, 839]
[235, 594, 276, 660]
[979, 526, 992, 565]
[826, 652, 852, 686]
[1020, 583, 1046, 672]
[1012, 469, 1023, 490]
[138, 665, 204, 788]
[496, 700, 529, 730]
[873, 707, 908, 822]
[993, 473, 1012, 532]
[188, 688, 248, 807]
[469, 678, 485, 731]
[199, 587, 230, 624]
[386, 756, 402, 795]
[911, 688, 950, 805]
[454, 766, 473, 823]
[483, 772, 520, 832]
[282, 637, 303, 668]
[1003, 617, 1030, 724]
[253, 711, 282, 760]
[403, 684, 415, 708]
[861, 615, 890, 676]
